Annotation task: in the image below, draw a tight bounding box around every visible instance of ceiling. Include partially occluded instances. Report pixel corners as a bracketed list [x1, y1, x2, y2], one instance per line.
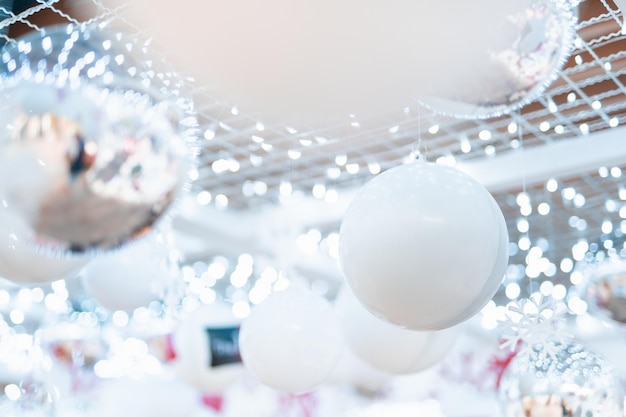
[3, 0, 626, 308]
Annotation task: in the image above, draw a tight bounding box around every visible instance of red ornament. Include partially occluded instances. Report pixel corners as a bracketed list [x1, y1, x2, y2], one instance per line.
[201, 393, 225, 412]
[487, 342, 519, 390]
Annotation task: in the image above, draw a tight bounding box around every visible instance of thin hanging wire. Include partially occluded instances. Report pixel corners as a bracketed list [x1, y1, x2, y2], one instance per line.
[516, 113, 538, 298]
[410, 106, 428, 162]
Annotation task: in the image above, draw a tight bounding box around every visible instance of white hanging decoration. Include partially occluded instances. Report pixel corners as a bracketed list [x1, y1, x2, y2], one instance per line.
[339, 160, 508, 330]
[499, 294, 573, 360]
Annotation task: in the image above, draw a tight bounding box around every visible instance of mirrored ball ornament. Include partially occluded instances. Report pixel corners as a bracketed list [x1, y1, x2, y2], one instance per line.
[418, 0, 577, 119]
[499, 342, 623, 417]
[579, 258, 626, 326]
[0, 23, 196, 255]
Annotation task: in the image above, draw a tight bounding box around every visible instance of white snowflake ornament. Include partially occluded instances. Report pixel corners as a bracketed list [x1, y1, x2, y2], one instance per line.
[499, 294, 573, 360]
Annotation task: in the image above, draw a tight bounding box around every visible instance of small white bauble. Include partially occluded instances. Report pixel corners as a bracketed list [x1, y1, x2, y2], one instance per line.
[172, 303, 244, 393]
[238, 286, 344, 393]
[328, 347, 391, 394]
[335, 286, 460, 374]
[80, 236, 170, 311]
[339, 161, 508, 330]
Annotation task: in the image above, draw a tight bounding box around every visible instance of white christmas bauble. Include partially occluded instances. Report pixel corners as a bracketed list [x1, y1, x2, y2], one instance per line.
[339, 161, 508, 330]
[115, 0, 575, 124]
[328, 347, 391, 393]
[172, 303, 244, 393]
[80, 236, 170, 311]
[238, 286, 344, 393]
[335, 286, 460, 374]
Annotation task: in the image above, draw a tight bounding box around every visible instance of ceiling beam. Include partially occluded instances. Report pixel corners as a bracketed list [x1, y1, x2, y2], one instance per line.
[455, 126, 626, 193]
[172, 126, 626, 261]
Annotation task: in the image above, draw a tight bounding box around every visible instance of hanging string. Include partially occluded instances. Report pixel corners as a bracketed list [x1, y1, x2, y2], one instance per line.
[516, 114, 537, 298]
[411, 105, 428, 162]
[518, 119, 527, 202]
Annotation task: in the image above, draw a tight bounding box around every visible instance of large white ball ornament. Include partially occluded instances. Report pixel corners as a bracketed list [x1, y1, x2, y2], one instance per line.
[238, 286, 344, 393]
[115, 0, 575, 125]
[172, 303, 244, 394]
[339, 161, 508, 330]
[334, 286, 460, 374]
